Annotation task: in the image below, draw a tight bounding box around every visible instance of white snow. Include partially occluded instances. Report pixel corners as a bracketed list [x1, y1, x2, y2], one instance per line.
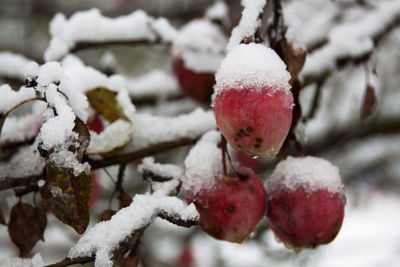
[36, 61, 89, 123]
[0, 113, 42, 144]
[0, 84, 36, 114]
[213, 43, 291, 97]
[87, 119, 133, 154]
[119, 108, 216, 154]
[0, 141, 46, 178]
[227, 0, 266, 52]
[62, 55, 180, 101]
[39, 83, 77, 151]
[23, 61, 40, 80]
[0, 52, 32, 80]
[302, 0, 400, 77]
[205, 1, 229, 22]
[45, 8, 177, 61]
[138, 157, 184, 180]
[172, 19, 227, 72]
[127, 70, 180, 100]
[267, 156, 344, 195]
[183, 130, 226, 195]
[68, 180, 198, 267]
[0, 253, 44, 267]
[49, 151, 90, 176]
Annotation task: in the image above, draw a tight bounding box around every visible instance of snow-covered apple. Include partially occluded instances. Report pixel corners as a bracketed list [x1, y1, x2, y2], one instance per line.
[183, 131, 266, 243]
[213, 43, 293, 158]
[266, 156, 346, 249]
[172, 19, 227, 104]
[185, 167, 266, 243]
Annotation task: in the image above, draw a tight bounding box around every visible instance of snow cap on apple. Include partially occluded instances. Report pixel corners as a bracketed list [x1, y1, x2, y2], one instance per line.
[266, 156, 346, 250]
[183, 131, 266, 243]
[213, 43, 294, 158]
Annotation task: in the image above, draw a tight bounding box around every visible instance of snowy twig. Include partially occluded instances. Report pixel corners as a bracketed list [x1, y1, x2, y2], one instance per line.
[88, 137, 196, 170]
[45, 9, 177, 61]
[0, 175, 42, 191]
[302, 1, 400, 86]
[46, 256, 93, 267]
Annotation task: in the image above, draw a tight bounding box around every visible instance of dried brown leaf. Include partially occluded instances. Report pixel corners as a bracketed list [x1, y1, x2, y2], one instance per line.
[40, 164, 92, 234]
[0, 207, 5, 225]
[8, 202, 47, 256]
[361, 84, 377, 124]
[71, 117, 90, 161]
[86, 87, 129, 123]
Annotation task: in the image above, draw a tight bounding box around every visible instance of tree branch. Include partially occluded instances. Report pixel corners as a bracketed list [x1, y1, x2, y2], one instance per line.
[45, 256, 94, 267]
[158, 212, 197, 228]
[69, 38, 167, 55]
[0, 175, 42, 191]
[88, 137, 197, 170]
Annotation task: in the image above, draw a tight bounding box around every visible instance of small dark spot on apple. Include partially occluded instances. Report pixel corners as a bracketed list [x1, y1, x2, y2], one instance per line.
[254, 143, 261, 148]
[282, 204, 290, 213]
[246, 126, 253, 132]
[206, 226, 223, 238]
[278, 226, 289, 237]
[255, 137, 263, 143]
[249, 186, 255, 192]
[226, 204, 235, 213]
[289, 220, 296, 230]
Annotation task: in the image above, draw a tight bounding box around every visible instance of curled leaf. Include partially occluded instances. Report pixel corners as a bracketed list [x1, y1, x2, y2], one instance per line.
[8, 202, 47, 256]
[86, 87, 129, 122]
[72, 117, 91, 161]
[0, 207, 5, 225]
[360, 84, 377, 124]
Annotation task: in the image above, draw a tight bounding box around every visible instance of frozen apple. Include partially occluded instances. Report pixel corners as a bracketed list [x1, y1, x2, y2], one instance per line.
[183, 131, 266, 243]
[266, 156, 346, 249]
[185, 168, 266, 243]
[213, 43, 293, 158]
[172, 19, 227, 104]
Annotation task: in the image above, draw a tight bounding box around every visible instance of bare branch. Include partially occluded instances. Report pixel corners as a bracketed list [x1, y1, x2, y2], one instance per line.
[45, 256, 93, 267]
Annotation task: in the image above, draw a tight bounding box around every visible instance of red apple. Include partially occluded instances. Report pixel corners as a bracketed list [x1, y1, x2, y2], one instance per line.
[213, 43, 293, 158]
[266, 156, 346, 249]
[214, 88, 293, 158]
[185, 167, 266, 243]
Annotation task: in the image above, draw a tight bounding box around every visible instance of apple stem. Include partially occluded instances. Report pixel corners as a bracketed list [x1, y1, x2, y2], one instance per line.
[220, 134, 249, 181]
[221, 134, 228, 175]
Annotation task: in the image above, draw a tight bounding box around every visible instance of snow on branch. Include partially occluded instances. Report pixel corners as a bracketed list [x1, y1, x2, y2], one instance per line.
[302, 0, 400, 84]
[0, 253, 44, 267]
[228, 0, 267, 52]
[89, 108, 216, 169]
[0, 84, 36, 115]
[0, 51, 32, 80]
[61, 55, 180, 101]
[44, 8, 177, 61]
[68, 169, 198, 267]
